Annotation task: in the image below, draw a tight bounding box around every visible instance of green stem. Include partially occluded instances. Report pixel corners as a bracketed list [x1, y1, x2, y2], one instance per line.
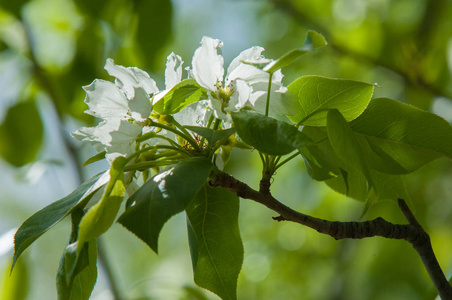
[274, 151, 300, 170]
[150, 121, 201, 152]
[265, 72, 274, 117]
[124, 159, 180, 172]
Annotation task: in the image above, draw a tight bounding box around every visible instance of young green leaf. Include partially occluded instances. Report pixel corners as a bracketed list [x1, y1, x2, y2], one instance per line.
[153, 79, 205, 115]
[185, 126, 236, 145]
[186, 186, 243, 300]
[82, 151, 106, 166]
[118, 157, 213, 253]
[263, 30, 327, 73]
[288, 76, 374, 126]
[13, 171, 108, 270]
[231, 111, 312, 156]
[0, 100, 43, 167]
[350, 97, 452, 173]
[76, 157, 127, 254]
[57, 208, 97, 300]
[327, 109, 373, 188]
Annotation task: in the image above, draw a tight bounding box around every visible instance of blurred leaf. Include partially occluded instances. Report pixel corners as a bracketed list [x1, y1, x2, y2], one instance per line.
[186, 186, 243, 300]
[185, 126, 236, 145]
[0, 100, 43, 167]
[0, 0, 29, 18]
[153, 79, 205, 115]
[288, 76, 374, 126]
[264, 30, 326, 73]
[73, 0, 106, 16]
[118, 157, 213, 253]
[76, 157, 127, 255]
[57, 208, 97, 300]
[62, 19, 104, 121]
[231, 111, 312, 156]
[13, 171, 107, 270]
[350, 97, 452, 173]
[133, 0, 173, 68]
[1, 255, 29, 300]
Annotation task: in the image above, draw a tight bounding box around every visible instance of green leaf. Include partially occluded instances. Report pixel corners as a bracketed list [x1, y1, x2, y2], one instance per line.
[325, 166, 368, 202]
[185, 126, 236, 145]
[299, 126, 341, 181]
[153, 79, 205, 115]
[1, 254, 29, 300]
[327, 109, 372, 187]
[231, 111, 312, 156]
[76, 157, 127, 253]
[186, 186, 243, 300]
[288, 76, 374, 126]
[57, 208, 97, 300]
[0, 100, 43, 167]
[118, 157, 213, 253]
[263, 30, 327, 73]
[82, 151, 106, 166]
[350, 97, 452, 173]
[13, 171, 107, 269]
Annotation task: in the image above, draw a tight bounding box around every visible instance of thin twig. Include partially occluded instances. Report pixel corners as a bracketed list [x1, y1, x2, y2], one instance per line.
[212, 171, 452, 299]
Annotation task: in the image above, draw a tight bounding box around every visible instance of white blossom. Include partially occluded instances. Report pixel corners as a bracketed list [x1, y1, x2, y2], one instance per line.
[190, 36, 294, 122]
[73, 53, 191, 162]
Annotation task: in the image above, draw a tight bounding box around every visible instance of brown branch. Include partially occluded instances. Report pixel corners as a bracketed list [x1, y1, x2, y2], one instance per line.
[211, 171, 452, 299]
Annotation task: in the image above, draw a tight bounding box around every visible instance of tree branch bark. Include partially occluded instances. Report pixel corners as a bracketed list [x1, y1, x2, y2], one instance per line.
[211, 171, 452, 299]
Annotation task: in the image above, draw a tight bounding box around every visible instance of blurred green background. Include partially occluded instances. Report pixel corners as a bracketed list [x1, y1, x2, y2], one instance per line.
[1, 0, 452, 299]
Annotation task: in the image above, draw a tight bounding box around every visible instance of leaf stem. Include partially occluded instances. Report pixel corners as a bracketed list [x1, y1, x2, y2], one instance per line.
[150, 121, 201, 152]
[274, 152, 300, 170]
[265, 72, 274, 117]
[123, 159, 180, 172]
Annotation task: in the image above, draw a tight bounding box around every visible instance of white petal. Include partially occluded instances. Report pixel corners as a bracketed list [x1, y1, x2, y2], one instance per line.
[192, 36, 224, 91]
[173, 100, 212, 127]
[232, 79, 252, 109]
[105, 58, 159, 98]
[105, 142, 136, 163]
[83, 79, 129, 119]
[249, 83, 297, 121]
[128, 87, 151, 121]
[94, 119, 142, 147]
[71, 126, 104, 151]
[227, 46, 271, 83]
[165, 52, 184, 90]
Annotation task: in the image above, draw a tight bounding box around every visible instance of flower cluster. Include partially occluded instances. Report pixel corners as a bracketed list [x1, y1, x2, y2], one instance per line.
[72, 36, 291, 163]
